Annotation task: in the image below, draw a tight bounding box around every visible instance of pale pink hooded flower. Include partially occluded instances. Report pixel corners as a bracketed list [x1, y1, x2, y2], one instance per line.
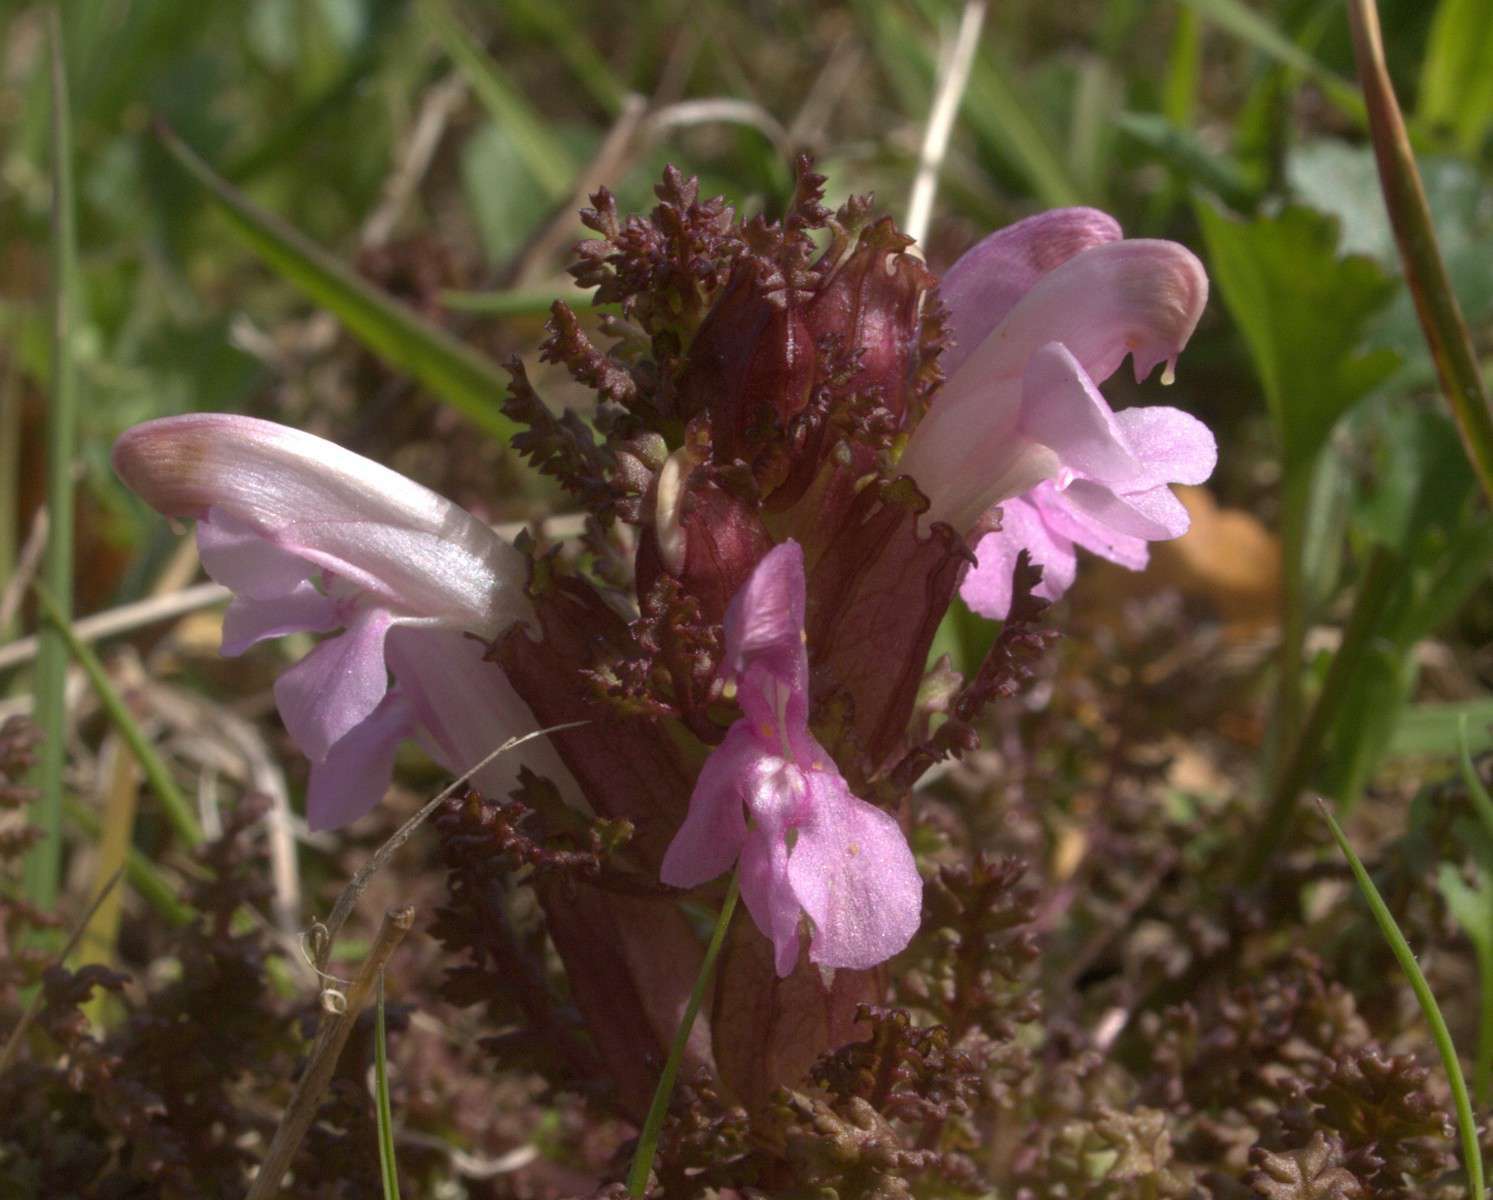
[899, 209, 1217, 617]
[113, 414, 565, 829]
[660, 541, 922, 977]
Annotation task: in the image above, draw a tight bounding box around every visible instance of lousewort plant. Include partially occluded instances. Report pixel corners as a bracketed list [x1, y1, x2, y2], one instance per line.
[111, 163, 1215, 1160]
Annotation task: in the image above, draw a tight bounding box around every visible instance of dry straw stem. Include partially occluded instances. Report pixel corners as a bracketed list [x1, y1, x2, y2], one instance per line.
[0, 508, 48, 637]
[904, 0, 988, 246]
[246, 905, 415, 1200]
[1347, 0, 1493, 503]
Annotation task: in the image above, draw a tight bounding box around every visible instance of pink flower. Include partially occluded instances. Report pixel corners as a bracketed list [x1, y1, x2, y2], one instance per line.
[899, 209, 1216, 615]
[113, 414, 566, 829]
[660, 541, 922, 977]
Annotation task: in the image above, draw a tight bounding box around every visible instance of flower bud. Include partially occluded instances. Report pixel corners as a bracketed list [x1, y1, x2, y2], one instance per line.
[803, 217, 935, 426]
[677, 263, 816, 463]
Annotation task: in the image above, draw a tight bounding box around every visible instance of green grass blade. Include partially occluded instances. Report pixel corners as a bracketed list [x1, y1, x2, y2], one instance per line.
[627, 871, 740, 1196]
[0, 353, 19, 646]
[1385, 700, 1493, 759]
[154, 123, 519, 443]
[1461, 715, 1493, 847]
[64, 798, 194, 927]
[1417, 0, 1493, 154]
[1164, 6, 1201, 127]
[1319, 800, 1484, 1197]
[1180, 0, 1365, 121]
[423, 0, 576, 201]
[500, 0, 626, 115]
[33, 582, 203, 849]
[374, 972, 401, 1200]
[27, 5, 79, 911]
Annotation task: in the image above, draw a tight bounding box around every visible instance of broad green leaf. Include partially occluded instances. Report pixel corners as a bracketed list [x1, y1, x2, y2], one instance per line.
[156, 124, 518, 441]
[1438, 863, 1492, 955]
[1289, 140, 1493, 395]
[1196, 201, 1398, 476]
[1350, 402, 1476, 551]
[460, 122, 553, 266]
[1419, 0, 1493, 154]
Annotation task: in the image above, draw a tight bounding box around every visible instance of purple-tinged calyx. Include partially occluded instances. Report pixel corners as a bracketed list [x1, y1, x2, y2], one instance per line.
[113, 414, 563, 829]
[660, 541, 922, 977]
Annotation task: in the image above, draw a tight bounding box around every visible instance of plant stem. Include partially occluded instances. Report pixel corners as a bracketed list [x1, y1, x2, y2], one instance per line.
[1242, 545, 1399, 882]
[1460, 715, 1493, 1109]
[374, 972, 402, 1200]
[627, 872, 740, 1196]
[1346, 0, 1493, 505]
[32, 582, 204, 848]
[1320, 800, 1485, 1198]
[27, 3, 78, 911]
[248, 906, 415, 1200]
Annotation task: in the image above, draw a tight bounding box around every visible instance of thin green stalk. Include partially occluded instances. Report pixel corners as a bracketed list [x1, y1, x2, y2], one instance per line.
[627, 872, 741, 1197]
[0, 869, 121, 1077]
[1474, 938, 1493, 1110]
[1460, 714, 1493, 842]
[1460, 714, 1493, 1107]
[27, 3, 78, 911]
[374, 972, 401, 1200]
[1320, 800, 1485, 1198]
[1347, 0, 1493, 505]
[63, 798, 194, 927]
[1241, 545, 1399, 881]
[0, 352, 19, 647]
[32, 582, 203, 848]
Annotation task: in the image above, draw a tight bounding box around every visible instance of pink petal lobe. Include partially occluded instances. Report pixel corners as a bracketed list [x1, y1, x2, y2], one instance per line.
[740, 822, 803, 978]
[385, 626, 578, 806]
[960, 496, 1075, 619]
[220, 584, 341, 657]
[722, 540, 809, 730]
[940, 208, 1123, 375]
[1061, 478, 1189, 541]
[305, 690, 416, 831]
[197, 508, 317, 598]
[659, 722, 757, 889]
[722, 541, 806, 684]
[1034, 485, 1151, 571]
[272, 606, 395, 762]
[1017, 343, 1146, 487]
[1114, 406, 1218, 485]
[786, 763, 922, 971]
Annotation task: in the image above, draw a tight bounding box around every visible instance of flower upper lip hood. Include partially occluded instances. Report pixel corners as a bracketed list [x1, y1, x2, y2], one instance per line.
[901, 230, 1210, 533]
[112, 413, 532, 638]
[111, 412, 560, 831]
